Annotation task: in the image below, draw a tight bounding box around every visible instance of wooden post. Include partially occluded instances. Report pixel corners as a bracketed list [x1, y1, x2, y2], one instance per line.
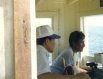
[14, 0, 31, 79]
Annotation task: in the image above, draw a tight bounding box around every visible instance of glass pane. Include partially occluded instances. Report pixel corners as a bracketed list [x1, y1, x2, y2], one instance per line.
[84, 15, 103, 56]
[35, 18, 52, 27]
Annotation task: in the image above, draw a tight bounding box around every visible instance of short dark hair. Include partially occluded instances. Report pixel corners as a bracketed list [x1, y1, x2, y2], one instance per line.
[37, 37, 52, 45]
[69, 31, 85, 48]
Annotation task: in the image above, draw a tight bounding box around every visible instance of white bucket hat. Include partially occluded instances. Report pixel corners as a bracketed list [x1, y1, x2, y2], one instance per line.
[36, 25, 61, 39]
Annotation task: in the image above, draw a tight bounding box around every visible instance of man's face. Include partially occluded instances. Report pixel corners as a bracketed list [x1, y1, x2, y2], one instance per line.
[74, 39, 85, 52]
[45, 38, 55, 52]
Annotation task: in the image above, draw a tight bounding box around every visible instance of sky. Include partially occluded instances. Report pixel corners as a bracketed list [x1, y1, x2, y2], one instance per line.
[84, 15, 103, 27]
[35, 18, 52, 27]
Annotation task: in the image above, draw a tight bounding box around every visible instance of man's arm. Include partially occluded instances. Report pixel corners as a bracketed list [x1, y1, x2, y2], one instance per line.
[38, 72, 90, 79]
[77, 61, 87, 73]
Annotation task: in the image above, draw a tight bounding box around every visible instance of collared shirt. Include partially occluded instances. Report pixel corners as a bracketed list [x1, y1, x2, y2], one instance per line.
[37, 45, 51, 76]
[50, 47, 80, 74]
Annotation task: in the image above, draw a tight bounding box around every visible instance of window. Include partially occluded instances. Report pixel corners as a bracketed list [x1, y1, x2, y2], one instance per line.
[35, 18, 52, 27]
[36, 18, 52, 65]
[81, 15, 103, 56]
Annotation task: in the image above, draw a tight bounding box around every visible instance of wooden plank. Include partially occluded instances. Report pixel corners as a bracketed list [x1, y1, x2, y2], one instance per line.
[14, 0, 31, 79]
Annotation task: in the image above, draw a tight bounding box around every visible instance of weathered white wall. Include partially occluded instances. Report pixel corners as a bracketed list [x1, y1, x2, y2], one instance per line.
[0, 0, 15, 79]
[4, 0, 15, 79]
[0, 0, 5, 78]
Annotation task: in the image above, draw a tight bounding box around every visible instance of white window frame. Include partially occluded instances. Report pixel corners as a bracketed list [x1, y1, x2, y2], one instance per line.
[80, 17, 89, 58]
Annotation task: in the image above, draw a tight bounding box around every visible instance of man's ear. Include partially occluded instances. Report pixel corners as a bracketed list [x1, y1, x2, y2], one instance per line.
[72, 42, 75, 47]
[72, 42, 76, 49]
[44, 38, 49, 46]
[73, 42, 75, 46]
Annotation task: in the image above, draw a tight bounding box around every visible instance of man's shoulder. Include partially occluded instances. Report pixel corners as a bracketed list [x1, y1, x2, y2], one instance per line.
[62, 47, 73, 53]
[60, 47, 73, 56]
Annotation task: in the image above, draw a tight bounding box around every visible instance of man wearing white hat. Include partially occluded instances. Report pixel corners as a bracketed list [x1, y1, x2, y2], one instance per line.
[36, 25, 90, 79]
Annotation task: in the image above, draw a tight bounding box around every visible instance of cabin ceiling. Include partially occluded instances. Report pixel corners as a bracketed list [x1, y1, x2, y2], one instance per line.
[36, 0, 67, 5]
[36, 0, 79, 5]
